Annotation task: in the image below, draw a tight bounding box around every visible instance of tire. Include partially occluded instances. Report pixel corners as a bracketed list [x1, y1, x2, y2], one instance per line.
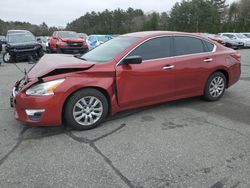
[56, 47, 62, 54]
[203, 72, 226, 101]
[3, 52, 13, 63]
[38, 48, 44, 58]
[64, 88, 109, 130]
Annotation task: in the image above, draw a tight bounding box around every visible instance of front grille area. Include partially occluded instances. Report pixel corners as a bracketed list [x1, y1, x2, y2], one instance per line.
[15, 45, 36, 51]
[67, 42, 83, 48]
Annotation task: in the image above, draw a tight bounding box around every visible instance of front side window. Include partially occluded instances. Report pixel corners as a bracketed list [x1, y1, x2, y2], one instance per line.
[174, 36, 205, 56]
[128, 37, 172, 61]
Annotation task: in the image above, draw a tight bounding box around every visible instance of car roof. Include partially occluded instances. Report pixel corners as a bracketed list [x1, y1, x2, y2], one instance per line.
[57, 31, 77, 33]
[7, 30, 31, 33]
[220, 33, 236, 35]
[122, 31, 210, 39]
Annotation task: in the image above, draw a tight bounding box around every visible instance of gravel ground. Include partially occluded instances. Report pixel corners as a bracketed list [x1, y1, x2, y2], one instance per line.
[0, 49, 250, 188]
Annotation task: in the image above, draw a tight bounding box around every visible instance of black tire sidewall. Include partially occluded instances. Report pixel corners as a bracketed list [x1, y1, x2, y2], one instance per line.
[204, 72, 226, 101]
[3, 52, 12, 63]
[64, 88, 109, 130]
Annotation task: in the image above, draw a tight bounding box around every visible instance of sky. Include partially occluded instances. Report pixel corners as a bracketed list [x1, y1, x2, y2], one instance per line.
[0, 0, 235, 27]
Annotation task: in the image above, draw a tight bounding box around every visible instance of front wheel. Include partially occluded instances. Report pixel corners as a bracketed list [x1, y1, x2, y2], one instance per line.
[3, 52, 13, 63]
[64, 89, 109, 130]
[203, 72, 226, 101]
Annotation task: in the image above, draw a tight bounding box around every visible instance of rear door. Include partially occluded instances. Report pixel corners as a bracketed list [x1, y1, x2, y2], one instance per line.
[116, 36, 176, 108]
[173, 36, 216, 97]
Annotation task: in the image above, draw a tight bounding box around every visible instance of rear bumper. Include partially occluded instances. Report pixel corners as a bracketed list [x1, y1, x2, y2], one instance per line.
[228, 63, 241, 87]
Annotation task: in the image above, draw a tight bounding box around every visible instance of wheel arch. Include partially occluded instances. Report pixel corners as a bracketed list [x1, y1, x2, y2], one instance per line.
[61, 86, 112, 124]
[212, 69, 229, 88]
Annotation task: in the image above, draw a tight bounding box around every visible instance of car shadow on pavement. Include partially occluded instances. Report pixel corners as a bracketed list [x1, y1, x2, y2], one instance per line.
[21, 96, 203, 140]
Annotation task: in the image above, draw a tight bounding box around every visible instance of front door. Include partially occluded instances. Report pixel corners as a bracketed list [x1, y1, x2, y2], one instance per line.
[116, 36, 176, 108]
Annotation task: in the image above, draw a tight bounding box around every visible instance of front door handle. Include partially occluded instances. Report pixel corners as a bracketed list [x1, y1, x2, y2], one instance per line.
[163, 65, 175, 70]
[204, 58, 213, 63]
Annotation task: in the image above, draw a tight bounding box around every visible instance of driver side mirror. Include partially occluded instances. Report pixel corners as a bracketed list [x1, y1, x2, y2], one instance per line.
[122, 56, 142, 65]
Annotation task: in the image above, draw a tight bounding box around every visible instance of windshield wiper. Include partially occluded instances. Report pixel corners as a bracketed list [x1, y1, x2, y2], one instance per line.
[74, 54, 87, 61]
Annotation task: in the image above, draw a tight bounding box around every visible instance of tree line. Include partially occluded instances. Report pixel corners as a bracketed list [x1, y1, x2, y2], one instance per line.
[0, 0, 250, 36]
[0, 20, 59, 36]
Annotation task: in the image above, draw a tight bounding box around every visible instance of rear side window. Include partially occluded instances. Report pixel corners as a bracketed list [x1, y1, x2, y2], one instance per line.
[174, 36, 205, 56]
[129, 37, 172, 61]
[204, 41, 215, 52]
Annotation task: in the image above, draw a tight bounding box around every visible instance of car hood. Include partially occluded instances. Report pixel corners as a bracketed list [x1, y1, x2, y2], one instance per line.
[27, 54, 94, 79]
[237, 38, 250, 42]
[60, 38, 84, 43]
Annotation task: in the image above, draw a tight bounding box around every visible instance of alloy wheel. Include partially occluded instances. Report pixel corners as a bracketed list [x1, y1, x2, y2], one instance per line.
[3, 52, 10, 62]
[73, 96, 103, 126]
[209, 76, 225, 98]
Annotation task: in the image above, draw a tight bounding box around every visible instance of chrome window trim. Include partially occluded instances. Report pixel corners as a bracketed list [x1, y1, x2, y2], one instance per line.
[116, 34, 217, 66]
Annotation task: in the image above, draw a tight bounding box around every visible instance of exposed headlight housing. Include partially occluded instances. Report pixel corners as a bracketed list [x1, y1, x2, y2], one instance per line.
[60, 41, 68, 46]
[26, 79, 65, 96]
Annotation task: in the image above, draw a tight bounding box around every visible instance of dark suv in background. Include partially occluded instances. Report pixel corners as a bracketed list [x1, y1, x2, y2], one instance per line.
[49, 31, 88, 54]
[3, 30, 44, 63]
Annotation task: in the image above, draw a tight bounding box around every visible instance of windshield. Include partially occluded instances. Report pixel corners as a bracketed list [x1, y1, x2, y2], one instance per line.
[81, 36, 139, 62]
[58, 31, 79, 39]
[97, 35, 112, 42]
[7, 33, 36, 43]
[243, 34, 250, 38]
[78, 33, 88, 39]
[236, 34, 247, 39]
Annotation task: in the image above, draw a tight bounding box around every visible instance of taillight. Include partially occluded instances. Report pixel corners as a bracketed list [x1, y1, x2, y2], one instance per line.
[230, 53, 241, 62]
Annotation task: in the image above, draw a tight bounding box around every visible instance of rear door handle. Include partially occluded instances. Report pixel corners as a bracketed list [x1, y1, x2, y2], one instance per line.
[204, 58, 213, 63]
[163, 65, 175, 70]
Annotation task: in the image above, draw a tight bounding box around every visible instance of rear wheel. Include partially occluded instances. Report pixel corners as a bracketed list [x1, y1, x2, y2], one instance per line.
[203, 72, 226, 101]
[64, 88, 109, 130]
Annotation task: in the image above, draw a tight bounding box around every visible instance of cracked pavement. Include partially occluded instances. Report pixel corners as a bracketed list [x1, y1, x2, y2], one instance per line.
[0, 50, 250, 188]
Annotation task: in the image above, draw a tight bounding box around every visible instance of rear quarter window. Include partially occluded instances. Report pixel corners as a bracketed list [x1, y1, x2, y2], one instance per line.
[204, 41, 215, 52]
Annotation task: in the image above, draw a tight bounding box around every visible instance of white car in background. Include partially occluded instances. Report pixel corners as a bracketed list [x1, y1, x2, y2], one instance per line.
[219, 33, 250, 48]
[36, 36, 50, 52]
[241, 33, 250, 38]
[220, 35, 243, 49]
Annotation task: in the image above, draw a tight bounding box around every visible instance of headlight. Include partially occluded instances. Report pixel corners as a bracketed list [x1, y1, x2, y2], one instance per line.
[60, 41, 67, 46]
[26, 79, 65, 96]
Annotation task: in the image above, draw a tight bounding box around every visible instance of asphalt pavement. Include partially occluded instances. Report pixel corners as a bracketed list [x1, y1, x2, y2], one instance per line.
[0, 50, 250, 188]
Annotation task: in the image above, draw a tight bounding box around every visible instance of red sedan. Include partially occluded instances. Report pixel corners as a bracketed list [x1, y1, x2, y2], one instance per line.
[11, 31, 241, 130]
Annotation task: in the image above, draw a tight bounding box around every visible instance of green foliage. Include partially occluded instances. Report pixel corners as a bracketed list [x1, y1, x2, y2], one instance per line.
[168, 0, 220, 33]
[0, 20, 58, 36]
[0, 1, 250, 36]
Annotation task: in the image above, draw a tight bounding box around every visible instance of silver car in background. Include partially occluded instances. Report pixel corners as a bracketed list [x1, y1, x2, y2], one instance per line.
[241, 33, 250, 38]
[220, 35, 243, 49]
[219, 33, 250, 48]
[36, 36, 50, 52]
